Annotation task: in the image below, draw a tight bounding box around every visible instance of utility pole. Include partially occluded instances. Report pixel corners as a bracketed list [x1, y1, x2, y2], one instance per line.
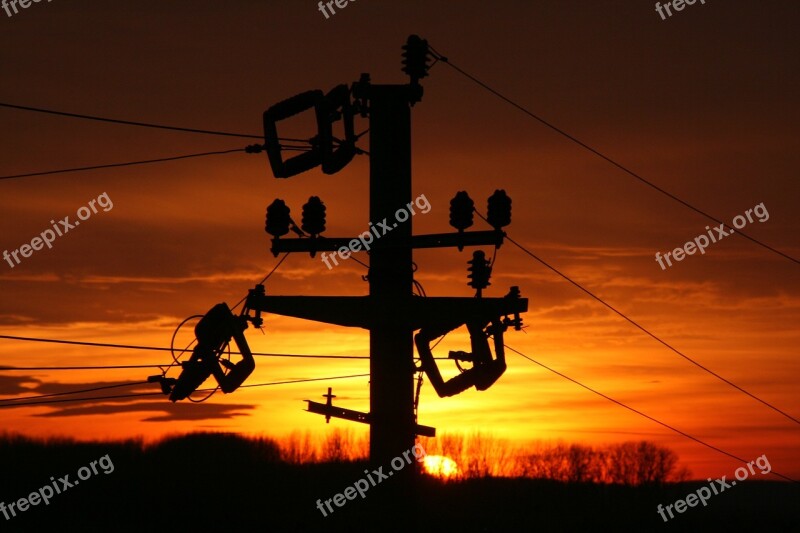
[244, 36, 527, 472]
[368, 84, 415, 463]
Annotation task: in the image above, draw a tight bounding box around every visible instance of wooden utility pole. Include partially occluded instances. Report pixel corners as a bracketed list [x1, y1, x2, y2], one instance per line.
[367, 84, 415, 463]
[248, 36, 527, 471]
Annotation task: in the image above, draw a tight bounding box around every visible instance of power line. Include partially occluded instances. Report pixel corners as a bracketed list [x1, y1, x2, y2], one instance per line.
[232, 253, 291, 311]
[429, 46, 800, 267]
[504, 343, 799, 484]
[237, 373, 369, 389]
[500, 227, 800, 427]
[0, 373, 370, 408]
[0, 148, 251, 181]
[0, 365, 166, 371]
[0, 390, 164, 408]
[349, 254, 370, 270]
[0, 101, 280, 141]
[0, 334, 369, 360]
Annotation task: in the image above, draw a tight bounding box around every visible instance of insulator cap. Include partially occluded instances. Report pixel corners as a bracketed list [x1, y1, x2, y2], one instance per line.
[402, 35, 431, 84]
[487, 190, 512, 230]
[301, 196, 327, 237]
[265, 199, 292, 238]
[449, 191, 475, 232]
[467, 250, 492, 291]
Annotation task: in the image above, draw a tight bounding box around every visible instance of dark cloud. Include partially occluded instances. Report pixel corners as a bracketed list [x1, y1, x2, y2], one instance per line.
[0, 374, 41, 394]
[0, 375, 256, 421]
[5, 378, 150, 397]
[33, 400, 256, 422]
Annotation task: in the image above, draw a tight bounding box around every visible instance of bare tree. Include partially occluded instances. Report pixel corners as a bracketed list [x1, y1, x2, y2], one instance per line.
[521, 440, 686, 485]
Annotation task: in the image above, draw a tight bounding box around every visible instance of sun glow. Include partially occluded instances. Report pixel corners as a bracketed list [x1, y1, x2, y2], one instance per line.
[422, 455, 460, 479]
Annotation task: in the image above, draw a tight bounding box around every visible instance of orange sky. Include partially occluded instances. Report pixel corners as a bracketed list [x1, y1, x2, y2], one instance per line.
[0, 1, 798, 481]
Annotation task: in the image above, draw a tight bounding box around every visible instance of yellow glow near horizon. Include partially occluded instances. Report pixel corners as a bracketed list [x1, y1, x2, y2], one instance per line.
[423, 455, 460, 479]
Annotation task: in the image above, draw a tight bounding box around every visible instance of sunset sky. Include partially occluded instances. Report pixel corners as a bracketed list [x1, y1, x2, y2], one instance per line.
[1, 1, 798, 481]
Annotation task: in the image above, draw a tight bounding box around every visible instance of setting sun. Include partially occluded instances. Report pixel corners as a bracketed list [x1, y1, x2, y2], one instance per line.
[423, 455, 460, 479]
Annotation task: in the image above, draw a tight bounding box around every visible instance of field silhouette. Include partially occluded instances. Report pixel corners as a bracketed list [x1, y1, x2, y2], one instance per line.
[0, 432, 796, 532]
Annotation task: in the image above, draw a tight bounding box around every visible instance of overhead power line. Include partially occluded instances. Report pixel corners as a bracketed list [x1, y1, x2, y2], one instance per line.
[429, 46, 800, 266]
[0, 373, 370, 408]
[0, 334, 369, 360]
[231, 253, 291, 311]
[495, 221, 800, 427]
[0, 148, 251, 181]
[0, 142, 318, 181]
[238, 373, 369, 389]
[505, 343, 798, 484]
[0, 364, 166, 371]
[0, 390, 164, 408]
[0, 381, 148, 403]
[0, 101, 272, 140]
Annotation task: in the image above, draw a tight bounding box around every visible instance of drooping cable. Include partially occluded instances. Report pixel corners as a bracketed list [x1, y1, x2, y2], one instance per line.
[0, 101, 304, 141]
[475, 210, 800, 427]
[505, 343, 798, 484]
[428, 45, 799, 266]
[0, 373, 371, 408]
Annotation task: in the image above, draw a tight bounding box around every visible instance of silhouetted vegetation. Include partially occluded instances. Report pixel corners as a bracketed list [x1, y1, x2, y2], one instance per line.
[516, 440, 691, 485]
[275, 429, 689, 484]
[0, 432, 795, 532]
